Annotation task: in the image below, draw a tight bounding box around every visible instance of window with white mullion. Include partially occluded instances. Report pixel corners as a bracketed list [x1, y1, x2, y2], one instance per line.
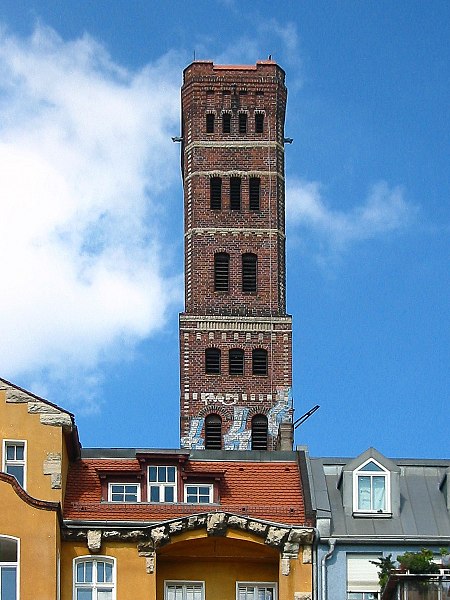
[74, 557, 115, 600]
[0, 536, 18, 600]
[2, 440, 26, 488]
[237, 582, 276, 600]
[353, 459, 390, 513]
[165, 581, 204, 600]
[108, 483, 140, 503]
[184, 484, 213, 504]
[148, 466, 177, 503]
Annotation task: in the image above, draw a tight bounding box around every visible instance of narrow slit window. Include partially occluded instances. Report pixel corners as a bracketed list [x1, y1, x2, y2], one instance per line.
[249, 177, 260, 211]
[252, 348, 268, 376]
[222, 113, 231, 133]
[229, 348, 244, 375]
[214, 253, 229, 292]
[238, 113, 247, 134]
[242, 253, 257, 293]
[230, 177, 241, 210]
[205, 414, 222, 449]
[205, 348, 221, 374]
[251, 415, 268, 450]
[255, 113, 264, 133]
[206, 113, 215, 133]
[210, 177, 222, 210]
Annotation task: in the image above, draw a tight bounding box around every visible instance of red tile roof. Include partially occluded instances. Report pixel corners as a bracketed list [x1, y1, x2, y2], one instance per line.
[64, 456, 310, 525]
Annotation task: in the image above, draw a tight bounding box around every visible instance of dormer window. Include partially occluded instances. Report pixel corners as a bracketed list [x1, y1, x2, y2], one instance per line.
[353, 459, 390, 514]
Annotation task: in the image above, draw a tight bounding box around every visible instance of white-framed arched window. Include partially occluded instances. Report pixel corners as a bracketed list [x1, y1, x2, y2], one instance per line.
[0, 535, 19, 600]
[353, 458, 391, 514]
[73, 556, 116, 600]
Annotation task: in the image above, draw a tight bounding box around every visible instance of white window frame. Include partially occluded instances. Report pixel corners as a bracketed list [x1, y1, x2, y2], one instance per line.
[0, 535, 20, 600]
[353, 458, 390, 514]
[236, 581, 277, 600]
[164, 580, 205, 600]
[73, 556, 116, 600]
[108, 482, 140, 503]
[2, 440, 26, 490]
[148, 466, 177, 503]
[184, 483, 213, 504]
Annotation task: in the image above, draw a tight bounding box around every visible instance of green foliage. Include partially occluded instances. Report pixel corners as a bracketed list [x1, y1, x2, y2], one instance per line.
[396, 548, 440, 574]
[370, 554, 397, 590]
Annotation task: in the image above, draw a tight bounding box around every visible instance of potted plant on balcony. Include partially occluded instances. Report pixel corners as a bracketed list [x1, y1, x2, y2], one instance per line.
[396, 548, 440, 575]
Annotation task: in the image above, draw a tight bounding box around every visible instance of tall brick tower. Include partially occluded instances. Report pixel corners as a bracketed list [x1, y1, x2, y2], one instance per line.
[179, 61, 293, 451]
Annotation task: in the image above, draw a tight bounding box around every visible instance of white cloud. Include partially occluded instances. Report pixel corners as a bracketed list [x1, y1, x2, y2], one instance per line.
[286, 178, 416, 256]
[0, 25, 183, 410]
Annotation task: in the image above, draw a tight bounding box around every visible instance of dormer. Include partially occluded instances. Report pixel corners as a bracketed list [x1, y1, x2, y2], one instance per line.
[340, 448, 400, 518]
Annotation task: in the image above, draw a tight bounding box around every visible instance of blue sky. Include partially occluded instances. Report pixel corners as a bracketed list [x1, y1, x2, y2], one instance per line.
[0, 1, 448, 458]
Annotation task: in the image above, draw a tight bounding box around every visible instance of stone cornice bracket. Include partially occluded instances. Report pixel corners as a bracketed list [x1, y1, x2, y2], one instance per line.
[87, 530, 102, 553]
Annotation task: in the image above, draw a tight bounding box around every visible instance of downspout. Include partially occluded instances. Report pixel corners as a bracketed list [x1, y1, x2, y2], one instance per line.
[321, 538, 336, 600]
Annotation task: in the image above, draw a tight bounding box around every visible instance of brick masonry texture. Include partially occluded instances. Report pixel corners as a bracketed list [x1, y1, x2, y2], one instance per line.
[179, 61, 293, 450]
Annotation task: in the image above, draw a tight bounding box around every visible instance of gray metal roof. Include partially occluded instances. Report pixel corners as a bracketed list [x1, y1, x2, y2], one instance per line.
[308, 450, 450, 542]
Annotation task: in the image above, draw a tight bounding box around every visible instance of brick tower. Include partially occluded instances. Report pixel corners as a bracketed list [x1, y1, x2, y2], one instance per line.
[179, 60, 293, 450]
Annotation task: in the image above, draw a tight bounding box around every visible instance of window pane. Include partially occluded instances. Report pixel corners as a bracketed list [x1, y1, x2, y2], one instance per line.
[167, 467, 176, 483]
[158, 466, 167, 482]
[6, 446, 15, 461]
[97, 590, 112, 600]
[104, 562, 113, 583]
[15, 446, 24, 461]
[76, 562, 85, 583]
[149, 466, 157, 481]
[164, 486, 174, 502]
[6, 466, 24, 487]
[361, 461, 384, 472]
[77, 590, 92, 600]
[372, 476, 386, 510]
[358, 476, 371, 510]
[150, 486, 160, 502]
[1, 567, 17, 600]
[97, 561, 105, 582]
[85, 561, 93, 582]
[0, 539, 17, 562]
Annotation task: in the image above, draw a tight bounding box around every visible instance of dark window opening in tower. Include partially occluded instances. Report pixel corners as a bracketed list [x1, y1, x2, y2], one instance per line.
[249, 177, 261, 211]
[205, 414, 222, 449]
[214, 253, 230, 292]
[252, 348, 268, 376]
[210, 177, 222, 210]
[206, 113, 215, 133]
[238, 112, 247, 134]
[251, 414, 268, 450]
[205, 348, 221, 374]
[242, 253, 257, 293]
[229, 348, 244, 375]
[222, 113, 231, 133]
[230, 177, 241, 210]
[255, 113, 264, 133]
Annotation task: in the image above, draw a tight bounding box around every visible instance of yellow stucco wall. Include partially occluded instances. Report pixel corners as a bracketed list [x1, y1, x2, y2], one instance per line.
[0, 389, 66, 503]
[0, 479, 59, 599]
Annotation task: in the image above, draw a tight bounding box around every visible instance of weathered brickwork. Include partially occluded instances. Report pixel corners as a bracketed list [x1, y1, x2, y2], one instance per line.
[179, 61, 293, 450]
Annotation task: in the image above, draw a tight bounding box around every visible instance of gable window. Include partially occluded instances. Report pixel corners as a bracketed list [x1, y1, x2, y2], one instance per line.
[238, 112, 248, 134]
[0, 537, 18, 600]
[108, 483, 140, 502]
[353, 459, 390, 513]
[3, 441, 25, 488]
[251, 415, 268, 451]
[214, 253, 229, 292]
[242, 253, 257, 293]
[74, 557, 115, 600]
[237, 582, 276, 600]
[184, 484, 213, 504]
[210, 177, 222, 210]
[222, 113, 231, 133]
[205, 348, 221, 374]
[249, 177, 260, 211]
[148, 466, 177, 502]
[229, 349, 244, 375]
[230, 177, 241, 210]
[204, 414, 222, 450]
[206, 113, 215, 133]
[165, 582, 204, 600]
[255, 113, 264, 133]
[252, 349, 268, 376]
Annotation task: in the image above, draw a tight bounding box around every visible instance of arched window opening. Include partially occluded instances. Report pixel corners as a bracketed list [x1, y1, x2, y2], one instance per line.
[74, 557, 115, 600]
[242, 253, 257, 293]
[229, 348, 244, 375]
[0, 537, 18, 600]
[252, 348, 268, 376]
[205, 348, 221, 374]
[214, 253, 229, 292]
[251, 415, 268, 450]
[205, 414, 222, 450]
